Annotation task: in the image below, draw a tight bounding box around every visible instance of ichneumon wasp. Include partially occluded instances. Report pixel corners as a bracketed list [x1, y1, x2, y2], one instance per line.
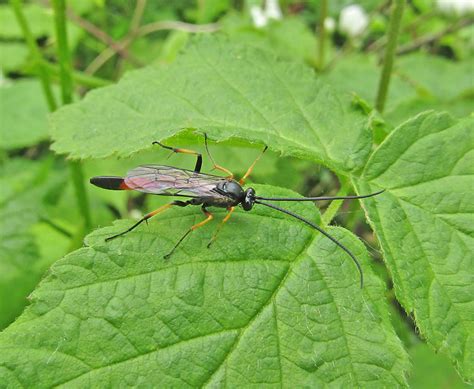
[90, 134, 384, 288]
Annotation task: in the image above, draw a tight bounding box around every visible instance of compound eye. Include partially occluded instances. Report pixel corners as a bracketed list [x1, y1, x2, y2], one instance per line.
[242, 188, 255, 211]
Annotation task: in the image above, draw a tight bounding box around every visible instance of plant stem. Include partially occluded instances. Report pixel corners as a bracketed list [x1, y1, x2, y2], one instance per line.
[10, 0, 57, 111]
[66, 6, 142, 66]
[317, 0, 328, 70]
[24, 61, 111, 88]
[39, 216, 73, 238]
[375, 0, 405, 113]
[397, 17, 473, 55]
[321, 178, 349, 226]
[85, 19, 219, 75]
[69, 162, 92, 229]
[137, 20, 220, 36]
[42, 62, 112, 88]
[52, 0, 92, 231]
[52, 0, 73, 104]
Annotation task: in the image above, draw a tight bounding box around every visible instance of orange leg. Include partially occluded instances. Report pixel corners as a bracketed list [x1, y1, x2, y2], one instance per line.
[105, 201, 190, 241]
[211, 164, 234, 179]
[153, 141, 203, 172]
[239, 146, 268, 185]
[207, 207, 235, 248]
[164, 206, 213, 259]
[204, 133, 234, 179]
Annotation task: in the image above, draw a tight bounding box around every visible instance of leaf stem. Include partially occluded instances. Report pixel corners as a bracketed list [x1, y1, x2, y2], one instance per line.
[69, 162, 92, 230]
[39, 216, 73, 238]
[137, 20, 220, 36]
[10, 0, 57, 111]
[24, 61, 111, 88]
[317, 0, 328, 70]
[321, 178, 349, 226]
[52, 0, 92, 231]
[52, 0, 73, 104]
[66, 6, 142, 66]
[42, 62, 112, 88]
[375, 0, 405, 113]
[397, 17, 473, 55]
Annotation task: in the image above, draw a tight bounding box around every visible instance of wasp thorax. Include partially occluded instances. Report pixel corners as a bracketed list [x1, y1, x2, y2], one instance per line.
[217, 180, 244, 200]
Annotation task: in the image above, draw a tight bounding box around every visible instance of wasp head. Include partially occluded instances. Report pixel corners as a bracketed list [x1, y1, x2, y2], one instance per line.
[242, 187, 255, 211]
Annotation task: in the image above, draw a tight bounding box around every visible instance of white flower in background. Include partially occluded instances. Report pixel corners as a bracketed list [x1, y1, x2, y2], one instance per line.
[324, 17, 336, 32]
[339, 4, 369, 37]
[0, 70, 12, 87]
[250, 0, 282, 28]
[265, 0, 283, 20]
[250, 5, 267, 27]
[436, 0, 474, 15]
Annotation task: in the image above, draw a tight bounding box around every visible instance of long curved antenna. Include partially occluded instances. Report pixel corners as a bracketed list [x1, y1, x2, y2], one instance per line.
[255, 189, 385, 202]
[255, 200, 364, 288]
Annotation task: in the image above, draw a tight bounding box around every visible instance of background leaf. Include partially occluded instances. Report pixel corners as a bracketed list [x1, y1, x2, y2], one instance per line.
[322, 53, 474, 128]
[0, 185, 409, 387]
[396, 53, 474, 101]
[0, 3, 52, 39]
[0, 158, 69, 329]
[354, 112, 474, 382]
[322, 54, 417, 112]
[409, 342, 470, 388]
[0, 3, 82, 52]
[50, 35, 372, 174]
[0, 79, 57, 149]
[0, 42, 29, 72]
[221, 16, 320, 66]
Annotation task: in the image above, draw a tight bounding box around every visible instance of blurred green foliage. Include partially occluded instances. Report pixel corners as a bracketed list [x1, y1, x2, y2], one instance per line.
[0, 0, 472, 387]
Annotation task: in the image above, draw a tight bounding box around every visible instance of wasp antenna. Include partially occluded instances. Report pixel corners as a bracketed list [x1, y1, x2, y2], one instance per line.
[255, 189, 385, 202]
[255, 200, 364, 288]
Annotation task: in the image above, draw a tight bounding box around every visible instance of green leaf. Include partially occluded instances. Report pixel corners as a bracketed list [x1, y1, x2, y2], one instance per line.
[396, 53, 474, 101]
[0, 198, 40, 330]
[0, 3, 83, 52]
[321, 54, 416, 109]
[408, 342, 470, 389]
[222, 17, 320, 66]
[0, 79, 55, 149]
[194, 0, 230, 23]
[354, 112, 474, 382]
[0, 158, 68, 329]
[0, 42, 29, 72]
[385, 96, 474, 128]
[157, 31, 190, 64]
[264, 18, 320, 66]
[50, 35, 372, 174]
[322, 54, 474, 128]
[0, 185, 408, 387]
[0, 4, 52, 39]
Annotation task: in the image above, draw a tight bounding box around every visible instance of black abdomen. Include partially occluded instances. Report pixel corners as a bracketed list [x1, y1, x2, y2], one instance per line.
[90, 176, 128, 190]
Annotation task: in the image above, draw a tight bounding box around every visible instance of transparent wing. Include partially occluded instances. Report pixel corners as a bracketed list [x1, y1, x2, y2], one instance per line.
[124, 165, 226, 198]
